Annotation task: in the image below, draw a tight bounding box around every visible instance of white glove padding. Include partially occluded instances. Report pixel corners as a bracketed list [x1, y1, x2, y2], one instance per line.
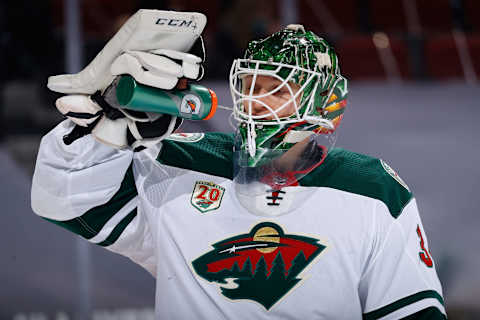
[47, 9, 206, 94]
[92, 117, 129, 149]
[55, 94, 180, 150]
[110, 49, 202, 90]
[55, 95, 103, 127]
[92, 113, 180, 150]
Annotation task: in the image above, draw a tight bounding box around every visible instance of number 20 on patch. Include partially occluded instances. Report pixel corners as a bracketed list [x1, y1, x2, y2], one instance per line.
[191, 181, 225, 213]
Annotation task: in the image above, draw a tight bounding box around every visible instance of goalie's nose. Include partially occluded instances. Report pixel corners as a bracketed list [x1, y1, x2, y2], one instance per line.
[249, 95, 276, 117]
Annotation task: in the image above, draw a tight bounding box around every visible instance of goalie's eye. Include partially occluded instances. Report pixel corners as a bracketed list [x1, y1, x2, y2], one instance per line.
[252, 84, 278, 94]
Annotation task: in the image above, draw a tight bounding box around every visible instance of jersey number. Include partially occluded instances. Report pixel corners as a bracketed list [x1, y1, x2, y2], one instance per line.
[416, 225, 433, 268]
[196, 185, 220, 201]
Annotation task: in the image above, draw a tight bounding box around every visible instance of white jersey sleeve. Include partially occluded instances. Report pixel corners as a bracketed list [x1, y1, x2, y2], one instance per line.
[359, 198, 446, 319]
[31, 120, 157, 275]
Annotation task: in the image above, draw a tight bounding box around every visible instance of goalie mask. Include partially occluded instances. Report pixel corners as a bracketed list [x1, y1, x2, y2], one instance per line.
[229, 25, 348, 200]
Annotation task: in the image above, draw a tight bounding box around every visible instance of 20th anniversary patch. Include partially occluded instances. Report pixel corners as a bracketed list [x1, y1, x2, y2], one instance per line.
[191, 181, 225, 213]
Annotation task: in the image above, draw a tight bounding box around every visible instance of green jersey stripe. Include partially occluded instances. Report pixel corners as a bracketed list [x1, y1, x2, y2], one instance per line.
[400, 306, 447, 320]
[363, 290, 445, 320]
[43, 164, 138, 240]
[97, 208, 138, 247]
[88, 196, 138, 244]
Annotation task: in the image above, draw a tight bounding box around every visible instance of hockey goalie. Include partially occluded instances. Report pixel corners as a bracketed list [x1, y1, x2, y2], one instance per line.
[31, 9, 447, 320]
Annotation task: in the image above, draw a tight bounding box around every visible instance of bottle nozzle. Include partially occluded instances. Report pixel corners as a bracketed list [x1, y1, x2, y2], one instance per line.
[203, 89, 218, 120]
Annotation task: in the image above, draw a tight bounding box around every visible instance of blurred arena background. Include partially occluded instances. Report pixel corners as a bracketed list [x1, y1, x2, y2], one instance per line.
[1, 0, 479, 319]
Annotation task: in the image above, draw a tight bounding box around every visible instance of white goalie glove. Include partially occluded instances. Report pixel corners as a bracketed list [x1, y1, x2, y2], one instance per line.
[49, 9, 206, 150]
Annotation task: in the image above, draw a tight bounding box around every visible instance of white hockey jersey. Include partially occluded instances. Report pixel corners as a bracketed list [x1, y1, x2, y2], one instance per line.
[31, 120, 447, 319]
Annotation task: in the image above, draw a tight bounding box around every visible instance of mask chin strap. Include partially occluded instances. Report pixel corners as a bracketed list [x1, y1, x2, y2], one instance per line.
[247, 120, 257, 157]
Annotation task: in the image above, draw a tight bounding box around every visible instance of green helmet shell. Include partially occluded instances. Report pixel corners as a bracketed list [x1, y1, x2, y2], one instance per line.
[243, 25, 342, 117]
[230, 25, 348, 167]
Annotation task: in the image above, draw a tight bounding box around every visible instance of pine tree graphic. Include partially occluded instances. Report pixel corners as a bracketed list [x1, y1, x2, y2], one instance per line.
[221, 253, 302, 310]
[287, 250, 308, 281]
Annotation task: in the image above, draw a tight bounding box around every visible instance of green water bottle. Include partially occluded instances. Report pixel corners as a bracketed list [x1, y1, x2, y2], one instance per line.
[114, 75, 218, 120]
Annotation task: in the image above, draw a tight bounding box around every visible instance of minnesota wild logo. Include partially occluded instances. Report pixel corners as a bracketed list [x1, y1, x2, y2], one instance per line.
[192, 222, 326, 310]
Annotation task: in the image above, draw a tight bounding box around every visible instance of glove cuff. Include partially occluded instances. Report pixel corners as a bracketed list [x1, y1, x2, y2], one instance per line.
[127, 116, 182, 152]
[92, 117, 129, 149]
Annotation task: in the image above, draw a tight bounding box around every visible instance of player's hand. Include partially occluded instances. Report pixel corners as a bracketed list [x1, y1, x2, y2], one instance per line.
[55, 93, 182, 150]
[48, 9, 206, 149]
[53, 48, 202, 148]
[47, 9, 206, 94]
[109, 49, 202, 90]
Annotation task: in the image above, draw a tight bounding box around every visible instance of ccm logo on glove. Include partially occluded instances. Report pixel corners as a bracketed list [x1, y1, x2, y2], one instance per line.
[156, 18, 197, 29]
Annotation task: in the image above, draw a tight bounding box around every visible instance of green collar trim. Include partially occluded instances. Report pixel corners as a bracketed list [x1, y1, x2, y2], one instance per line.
[158, 133, 412, 218]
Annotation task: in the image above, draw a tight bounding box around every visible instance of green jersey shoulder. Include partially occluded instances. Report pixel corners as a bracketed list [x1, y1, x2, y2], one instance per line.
[158, 133, 412, 217]
[159, 132, 234, 179]
[301, 148, 412, 218]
